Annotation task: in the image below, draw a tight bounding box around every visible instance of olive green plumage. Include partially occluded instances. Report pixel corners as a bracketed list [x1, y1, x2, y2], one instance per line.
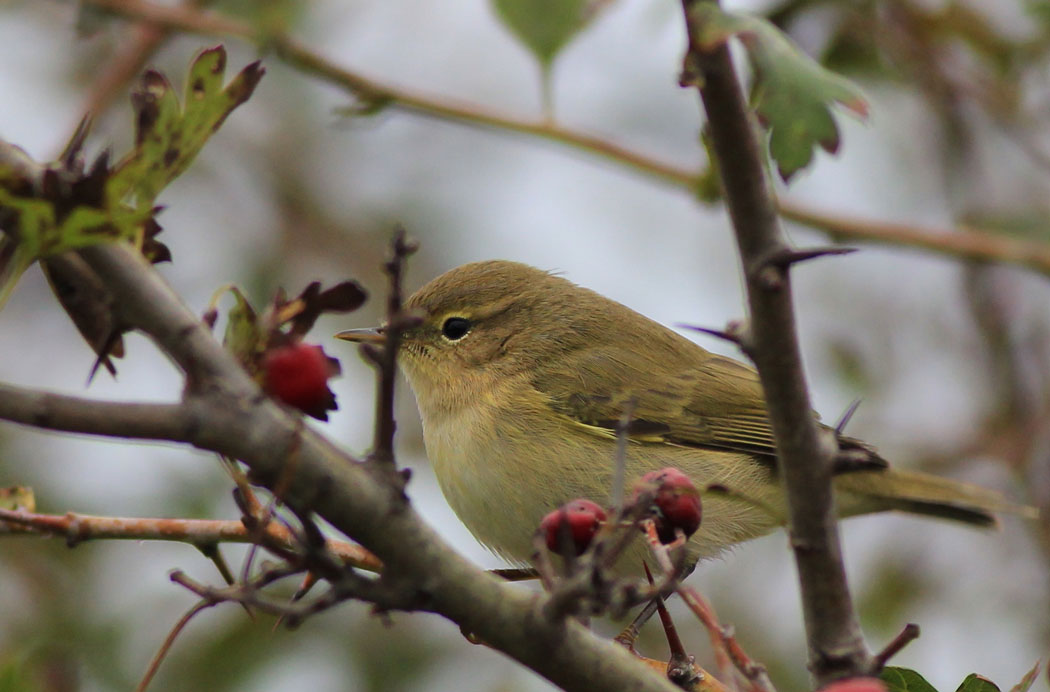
[340, 260, 1026, 570]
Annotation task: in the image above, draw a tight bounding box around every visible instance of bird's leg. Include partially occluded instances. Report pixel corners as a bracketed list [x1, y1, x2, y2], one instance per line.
[489, 567, 540, 581]
[614, 596, 661, 653]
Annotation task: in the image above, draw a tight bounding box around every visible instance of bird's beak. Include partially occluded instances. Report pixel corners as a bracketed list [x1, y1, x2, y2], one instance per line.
[334, 327, 386, 345]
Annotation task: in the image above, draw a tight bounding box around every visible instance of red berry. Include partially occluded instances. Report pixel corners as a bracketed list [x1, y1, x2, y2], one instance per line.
[632, 467, 702, 543]
[540, 499, 608, 556]
[819, 678, 888, 692]
[262, 343, 340, 420]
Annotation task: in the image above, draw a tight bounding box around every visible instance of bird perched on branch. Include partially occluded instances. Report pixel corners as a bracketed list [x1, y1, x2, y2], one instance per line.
[337, 260, 1028, 572]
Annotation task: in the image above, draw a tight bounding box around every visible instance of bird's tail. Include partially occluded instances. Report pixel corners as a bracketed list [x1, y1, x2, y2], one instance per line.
[834, 468, 1037, 527]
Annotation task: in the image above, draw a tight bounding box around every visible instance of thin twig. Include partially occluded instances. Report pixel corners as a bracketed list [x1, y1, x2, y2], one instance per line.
[678, 586, 776, 692]
[0, 153, 685, 690]
[135, 600, 213, 692]
[779, 201, 1050, 278]
[196, 542, 254, 620]
[611, 397, 637, 510]
[0, 507, 381, 571]
[370, 228, 417, 466]
[872, 624, 920, 670]
[75, 0, 1050, 278]
[680, 0, 872, 682]
[78, 0, 213, 125]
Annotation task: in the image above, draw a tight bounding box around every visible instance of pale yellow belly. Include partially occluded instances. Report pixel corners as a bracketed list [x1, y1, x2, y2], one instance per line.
[421, 399, 786, 572]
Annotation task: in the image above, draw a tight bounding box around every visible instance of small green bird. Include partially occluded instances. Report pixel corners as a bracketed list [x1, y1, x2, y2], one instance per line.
[337, 260, 1025, 571]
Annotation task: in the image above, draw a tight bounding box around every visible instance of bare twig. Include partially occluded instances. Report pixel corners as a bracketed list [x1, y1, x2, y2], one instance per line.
[0, 507, 381, 571]
[678, 586, 775, 692]
[197, 542, 254, 620]
[780, 202, 1050, 278]
[610, 397, 637, 510]
[679, 0, 872, 683]
[135, 600, 213, 692]
[643, 563, 690, 679]
[76, 0, 1050, 278]
[370, 229, 417, 466]
[78, 0, 213, 124]
[873, 623, 921, 670]
[31, 240, 681, 691]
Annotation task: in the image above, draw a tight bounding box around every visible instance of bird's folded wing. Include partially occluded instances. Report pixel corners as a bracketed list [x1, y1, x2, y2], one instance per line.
[532, 346, 784, 460]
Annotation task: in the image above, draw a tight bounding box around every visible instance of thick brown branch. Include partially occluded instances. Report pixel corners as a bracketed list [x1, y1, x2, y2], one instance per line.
[680, 1, 873, 683]
[56, 246, 680, 692]
[0, 131, 679, 685]
[0, 385, 190, 440]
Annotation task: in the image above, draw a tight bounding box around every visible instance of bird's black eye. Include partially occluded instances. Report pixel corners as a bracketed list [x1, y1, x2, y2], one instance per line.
[441, 317, 472, 341]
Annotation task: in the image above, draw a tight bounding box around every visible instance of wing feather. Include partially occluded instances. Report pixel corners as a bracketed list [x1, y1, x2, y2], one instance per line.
[533, 346, 783, 460]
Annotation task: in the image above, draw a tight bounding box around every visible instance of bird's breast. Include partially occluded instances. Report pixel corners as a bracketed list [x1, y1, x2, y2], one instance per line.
[411, 374, 786, 567]
[416, 376, 564, 562]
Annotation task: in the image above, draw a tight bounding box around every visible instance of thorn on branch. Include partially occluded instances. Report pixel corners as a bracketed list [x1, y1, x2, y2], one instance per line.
[835, 399, 863, 435]
[873, 623, 920, 670]
[58, 115, 92, 169]
[749, 246, 855, 292]
[678, 52, 703, 88]
[679, 320, 755, 357]
[765, 246, 857, 269]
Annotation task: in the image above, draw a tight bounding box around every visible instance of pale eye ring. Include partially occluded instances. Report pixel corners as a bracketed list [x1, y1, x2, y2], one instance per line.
[441, 317, 472, 341]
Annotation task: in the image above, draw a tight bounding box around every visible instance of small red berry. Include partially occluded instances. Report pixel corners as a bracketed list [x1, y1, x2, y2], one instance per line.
[818, 678, 888, 692]
[262, 343, 340, 420]
[540, 499, 608, 556]
[632, 467, 702, 543]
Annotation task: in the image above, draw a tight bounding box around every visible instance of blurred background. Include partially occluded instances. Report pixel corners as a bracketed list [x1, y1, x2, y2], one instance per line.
[0, 0, 1048, 690]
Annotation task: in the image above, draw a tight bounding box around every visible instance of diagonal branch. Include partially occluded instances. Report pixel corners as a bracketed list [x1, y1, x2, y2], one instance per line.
[679, 0, 873, 684]
[0, 138, 679, 689]
[80, 0, 1050, 278]
[69, 243, 681, 692]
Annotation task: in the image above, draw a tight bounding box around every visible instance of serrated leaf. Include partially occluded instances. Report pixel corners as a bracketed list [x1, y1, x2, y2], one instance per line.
[108, 46, 265, 212]
[1008, 661, 1040, 692]
[689, 3, 868, 181]
[0, 46, 262, 312]
[956, 675, 1000, 692]
[491, 0, 593, 68]
[882, 667, 941, 692]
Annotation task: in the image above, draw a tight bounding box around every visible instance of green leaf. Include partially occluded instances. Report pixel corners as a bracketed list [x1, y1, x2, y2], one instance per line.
[1008, 662, 1040, 692]
[882, 667, 941, 692]
[490, 0, 593, 68]
[689, 3, 868, 181]
[0, 46, 263, 310]
[956, 674, 1000, 692]
[108, 46, 265, 212]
